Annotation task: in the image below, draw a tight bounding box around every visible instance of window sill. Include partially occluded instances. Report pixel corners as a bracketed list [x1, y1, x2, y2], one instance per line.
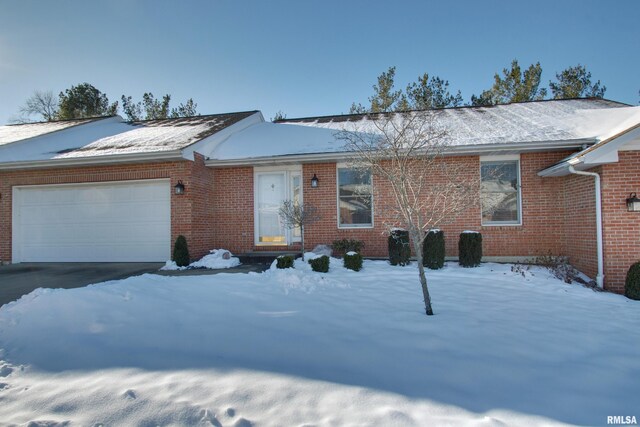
[338, 225, 374, 230]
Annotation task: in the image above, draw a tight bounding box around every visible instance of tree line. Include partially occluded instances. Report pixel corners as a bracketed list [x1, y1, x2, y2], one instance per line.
[350, 60, 608, 114]
[13, 83, 198, 123]
[11, 59, 613, 123]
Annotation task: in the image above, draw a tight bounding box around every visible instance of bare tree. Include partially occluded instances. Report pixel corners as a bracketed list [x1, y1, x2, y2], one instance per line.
[278, 200, 320, 258]
[14, 90, 59, 123]
[336, 112, 479, 315]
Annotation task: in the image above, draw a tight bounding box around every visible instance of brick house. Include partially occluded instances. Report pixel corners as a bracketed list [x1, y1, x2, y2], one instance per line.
[1, 99, 639, 293]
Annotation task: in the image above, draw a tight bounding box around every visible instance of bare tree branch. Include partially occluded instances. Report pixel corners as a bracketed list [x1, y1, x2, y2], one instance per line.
[16, 90, 59, 123]
[336, 111, 480, 316]
[278, 201, 321, 258]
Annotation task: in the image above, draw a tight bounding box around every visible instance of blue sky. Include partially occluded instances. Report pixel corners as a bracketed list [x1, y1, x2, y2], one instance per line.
[1, 0, 638, 124]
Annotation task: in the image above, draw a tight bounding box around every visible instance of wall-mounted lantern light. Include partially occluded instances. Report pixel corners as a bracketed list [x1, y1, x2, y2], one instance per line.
[311, 174, 319, 188]
[626, 192, 640, 211]
[174, 180, 185, 195]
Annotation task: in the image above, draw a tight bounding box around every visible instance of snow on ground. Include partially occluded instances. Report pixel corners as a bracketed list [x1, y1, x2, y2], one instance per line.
[161, 249, 241, 270]
[0, 260, 638, 426]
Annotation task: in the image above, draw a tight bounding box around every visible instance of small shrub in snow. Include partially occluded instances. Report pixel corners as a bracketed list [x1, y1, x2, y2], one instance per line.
[423, 229, 445, 270]
[625, 261, 640, 300]
[344, 251, 363, 271]
[534, 253, 580, 284]
[458, 232, 482, 267]
[173, 235, 190, 267]
[511, 263, 532, 278]
[276, 255, 295, 269]
[388, 229, 410, 266]
[309, 255, 330, 273]
[332, 239, 365, 256]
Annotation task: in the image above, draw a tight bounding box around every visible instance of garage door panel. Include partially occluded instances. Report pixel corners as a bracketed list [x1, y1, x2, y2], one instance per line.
[14, 180, 171, 262]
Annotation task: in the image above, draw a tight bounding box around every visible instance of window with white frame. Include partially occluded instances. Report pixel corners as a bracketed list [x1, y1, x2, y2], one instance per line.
[480, 159, 521, 225]
[337, 167, 373, 227]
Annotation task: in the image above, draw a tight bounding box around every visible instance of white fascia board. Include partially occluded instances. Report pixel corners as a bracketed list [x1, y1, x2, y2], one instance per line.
[0, 150, 184, 171]
[205, 138, 593, 168]
[181, 112, 265, 161]
[541, 125, 640, 177]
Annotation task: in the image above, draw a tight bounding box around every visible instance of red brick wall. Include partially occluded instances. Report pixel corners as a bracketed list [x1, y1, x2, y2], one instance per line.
[600, 151, 640, 293]
[299, 153, 571, 259]
[0, 156, 214, 263]
[562, 172, 598, 280]
[211, 166, 254, 254]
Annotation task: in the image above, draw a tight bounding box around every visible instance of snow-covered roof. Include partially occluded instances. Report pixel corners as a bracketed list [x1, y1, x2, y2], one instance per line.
[0, 117, 105, 147]
[281, 99, 632, 147]
[0, 112, 259, 166]
[210, 122, 342, 160]
[207, 99, 639, 164]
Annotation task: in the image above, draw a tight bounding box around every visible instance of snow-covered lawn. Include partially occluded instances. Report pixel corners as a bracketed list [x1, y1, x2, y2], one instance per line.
[0, 259, 638, 426]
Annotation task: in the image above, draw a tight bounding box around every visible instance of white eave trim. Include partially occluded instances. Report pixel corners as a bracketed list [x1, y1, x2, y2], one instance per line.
[205, 138, 595, 167]
[0, 150, 184, 171]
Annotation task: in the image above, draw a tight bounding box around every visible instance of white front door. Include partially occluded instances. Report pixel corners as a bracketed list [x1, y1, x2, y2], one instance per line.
[255, 168, 302, 246]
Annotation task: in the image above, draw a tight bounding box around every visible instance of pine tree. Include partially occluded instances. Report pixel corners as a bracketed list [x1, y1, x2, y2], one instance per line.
[471, 59, 547, 106]
[120, 93, 198, 121]
[406, 74, 463, 109]
[57, 83, 118, 120]
[351, 67, 463, 113]
[350, 66, 405, 114]
[549, 65, 606, 99]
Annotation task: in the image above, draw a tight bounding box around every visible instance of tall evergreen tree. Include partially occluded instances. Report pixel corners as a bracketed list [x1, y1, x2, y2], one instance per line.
[406, 73, 463, 109]
[57, 83, 118, 120]
[471, 60, 547, 106]
[350, 66, 405, 113]
[351, 67, 463, 113]
[120, 93, 198, 121]
[549, 64, 606, 99]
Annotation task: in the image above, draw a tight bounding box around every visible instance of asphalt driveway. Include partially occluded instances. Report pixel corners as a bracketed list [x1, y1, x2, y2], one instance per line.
[0, 263, 163, 307]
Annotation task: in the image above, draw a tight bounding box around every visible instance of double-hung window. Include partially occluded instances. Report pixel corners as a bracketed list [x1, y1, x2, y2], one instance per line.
[480, 157, 521, 225]
[337, 166, 373, 227]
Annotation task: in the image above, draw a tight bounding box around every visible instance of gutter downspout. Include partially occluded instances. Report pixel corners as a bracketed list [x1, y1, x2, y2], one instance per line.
[568, 166, 604, 288]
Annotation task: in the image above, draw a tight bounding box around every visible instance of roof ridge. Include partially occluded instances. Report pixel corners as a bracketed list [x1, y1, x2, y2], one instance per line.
[127, 110, 259, 124]
[277, 98, 630, 123]
[4, 115, 114, 127]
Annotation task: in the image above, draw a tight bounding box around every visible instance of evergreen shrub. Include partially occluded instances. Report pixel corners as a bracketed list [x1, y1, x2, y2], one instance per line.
[388, 229, 411, 266]
[173, 235, 190, 267]
[276, 255, 295, 269]
[423, 229, 445, 270]
[459, 232, 482, 267]
[625, 261, 640, 300]
[309, 255, 330, 272]
[344, 251, 363, 271]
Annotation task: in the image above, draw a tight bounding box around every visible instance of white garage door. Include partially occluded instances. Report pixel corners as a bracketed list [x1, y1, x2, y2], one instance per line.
[13, 180, 171, 262]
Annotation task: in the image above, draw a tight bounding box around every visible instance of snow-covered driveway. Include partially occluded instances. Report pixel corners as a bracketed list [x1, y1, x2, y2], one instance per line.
[0, 260, 638, 426]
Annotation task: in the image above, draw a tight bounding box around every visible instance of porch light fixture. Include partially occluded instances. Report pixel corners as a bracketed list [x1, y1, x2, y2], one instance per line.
[174, 180, 185, 195]
[626, 192, 640, 212]
[311, 174, 319, 188]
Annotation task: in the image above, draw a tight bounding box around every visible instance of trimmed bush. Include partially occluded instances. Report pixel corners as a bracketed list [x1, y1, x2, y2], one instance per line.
[625, 261, 640, 300]
[172, 235, 190, 267]
[388, 229, 411, 266]
[344, 251, 363, 271]
[276, 255, 295, 269]
[332, 238, 365, 256]
[309, 255, 330, 273]
[423, 229, 445, 270]
[459, 231, 482, 267]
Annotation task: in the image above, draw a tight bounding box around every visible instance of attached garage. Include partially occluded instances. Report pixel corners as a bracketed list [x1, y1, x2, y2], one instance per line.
[12, 179, 171, 262]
